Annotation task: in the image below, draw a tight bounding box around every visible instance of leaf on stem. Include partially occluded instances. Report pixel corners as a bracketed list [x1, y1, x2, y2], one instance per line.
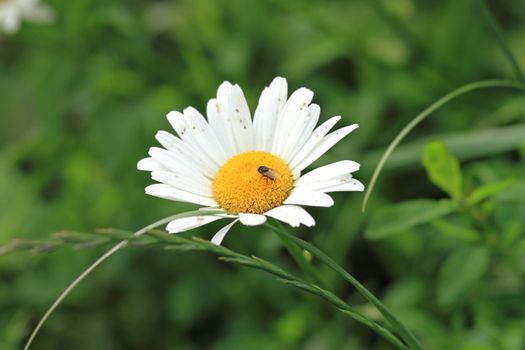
[422, 140, 462, 199]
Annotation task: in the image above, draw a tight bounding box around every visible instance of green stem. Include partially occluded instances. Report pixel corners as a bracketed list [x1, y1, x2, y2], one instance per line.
[338, 310, 407, 349]
[479, 1, 525, 82]
[180, 237, 407, 349]
[23, 210, 218, 350]
[274, 221, 328, 288]
[15, 225, 407, 348]
[361, 79, 525, 212]
[285, 280, 407, 349]
[266, 223, 422, 350]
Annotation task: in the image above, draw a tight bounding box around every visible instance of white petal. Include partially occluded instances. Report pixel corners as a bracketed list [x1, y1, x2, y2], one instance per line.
[283, 188, 334, 207]
[206, 81, 237, 157]
[166, 110, 190, 138]
[166, 214, 224, 234]
[217, 80, 233, 100]
[183, 107, 228, 165]
[253, 77, 288, 151]
[155, 130, 217, 177]
[145, 184, 218, 207]
[150, 171, 212, 197]
[296, 174, 351, 191]
[271, 87, 314, 158]
[295, 173, 364, 192]
[207, 98, 236, 158]
[288, 116, 341, 170]
[292, 124, 359, 173]
[318, 178, 365, 193]
[166, 109, 224, 172]
[295, 160, 360, 186]
[211, 219, 238, 245]
[149, 147, 211, 181]
[282, 104, 320, 162]
[155, 130, 180, 150]
[265, 205, 315, 227]
[239, 213, 267, 226]
[228, 84, 254, 152]
[137, 157, 165, 171]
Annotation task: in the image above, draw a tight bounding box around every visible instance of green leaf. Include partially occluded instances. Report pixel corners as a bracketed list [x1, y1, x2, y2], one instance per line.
[365, 199, 458, 239]
[468, 179, 514, 205]
[422, 141, 463, 199]
[437, 246, 490, 306]
[493, 181, 525, 204]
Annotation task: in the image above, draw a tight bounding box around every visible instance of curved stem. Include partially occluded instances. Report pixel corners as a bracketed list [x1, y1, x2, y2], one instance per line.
[274, 221, 328, 288]
[181, 235, 408, 349]
[266, 223, 422, 350]
[361, 80, 525, 212]
[23, 241, 128, 350]
[18, 223, 407, 349]
[23, 210, 215, 350]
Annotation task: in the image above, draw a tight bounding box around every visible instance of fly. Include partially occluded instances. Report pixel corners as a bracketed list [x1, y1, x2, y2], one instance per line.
[258, 166, 279, 180]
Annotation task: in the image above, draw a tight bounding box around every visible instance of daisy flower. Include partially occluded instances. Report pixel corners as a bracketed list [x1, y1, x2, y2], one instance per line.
[138, 77, 364, 245]
[0, 0, 54, 34]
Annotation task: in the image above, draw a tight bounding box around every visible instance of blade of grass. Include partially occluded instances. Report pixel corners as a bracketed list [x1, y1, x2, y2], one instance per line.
[277, 279, 407, 349]
[274, 221, 328, 288]
[23, 209, 220, 350]
[266, 223, 422, 350]
[166, 236, 407, 349]
[14, 227, 407, 349]
[362, 79, 525, 212]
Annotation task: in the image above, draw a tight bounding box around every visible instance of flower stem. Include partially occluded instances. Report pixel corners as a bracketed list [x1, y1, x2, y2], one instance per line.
[273, 221, 328, 288]
[23, 210, 216, 350]
[266, 223, 423, 350]
[14, 224, 408, 348]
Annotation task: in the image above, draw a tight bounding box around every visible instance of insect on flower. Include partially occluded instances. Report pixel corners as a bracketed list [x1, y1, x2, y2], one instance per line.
[258, 165, 280, 180]
[138, 77, 364, 245]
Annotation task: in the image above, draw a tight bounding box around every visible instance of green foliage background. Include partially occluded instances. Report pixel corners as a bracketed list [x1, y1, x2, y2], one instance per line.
[1, 0, 525, 349]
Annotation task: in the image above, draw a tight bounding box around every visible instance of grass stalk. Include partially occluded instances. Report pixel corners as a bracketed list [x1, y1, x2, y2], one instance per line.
[362, 79, 525, 212]
[23, 210, 217, 350]
[266, 223, 422, 350]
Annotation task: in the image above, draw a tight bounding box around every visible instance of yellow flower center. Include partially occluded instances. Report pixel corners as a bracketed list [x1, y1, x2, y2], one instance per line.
[213, 151, 294, 214]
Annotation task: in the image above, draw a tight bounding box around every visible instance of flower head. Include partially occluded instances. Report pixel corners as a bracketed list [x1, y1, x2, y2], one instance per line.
[138, 77, 364, 245]
[0, 0, 54, 34]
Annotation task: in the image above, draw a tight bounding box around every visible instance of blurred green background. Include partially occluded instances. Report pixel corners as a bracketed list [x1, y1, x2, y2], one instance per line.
[1, 0, 525, 349]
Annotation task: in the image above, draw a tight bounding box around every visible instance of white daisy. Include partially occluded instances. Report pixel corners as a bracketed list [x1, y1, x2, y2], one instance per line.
[138, 77, 364, 245]
[0, 0, 54, 34]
